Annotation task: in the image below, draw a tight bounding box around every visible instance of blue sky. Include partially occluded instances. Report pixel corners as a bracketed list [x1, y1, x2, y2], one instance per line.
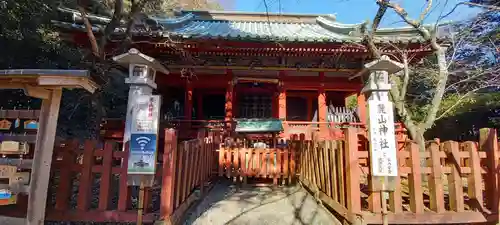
[231, 0, 481, 27]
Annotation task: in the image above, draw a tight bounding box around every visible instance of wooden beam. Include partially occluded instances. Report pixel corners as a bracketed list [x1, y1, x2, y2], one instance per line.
[167, 65, 359, 73]
[362, 211, 488, 224]
[27, 89, 62, 225]
[23, 86, 51, 99]
[0, 83, 30, 89]
[284, 81, 361, 91]
[37, 76, 98, 93]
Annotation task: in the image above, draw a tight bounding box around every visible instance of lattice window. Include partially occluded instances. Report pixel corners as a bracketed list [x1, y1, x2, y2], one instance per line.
[238, 94, 272, 118]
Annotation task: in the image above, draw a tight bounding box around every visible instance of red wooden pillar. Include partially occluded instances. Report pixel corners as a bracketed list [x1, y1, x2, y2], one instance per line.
[272, 93, 278, 118]
[357, 93, 367, 124]
[225, 71, 234, 131]
[278, 86, 286, 120]
[318, 72, 328, 138]
[160, 129, 178, 220]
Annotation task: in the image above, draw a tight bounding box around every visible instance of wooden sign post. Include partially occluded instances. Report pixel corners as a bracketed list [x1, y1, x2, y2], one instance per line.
[113, 49, 169, 225]
[0, 69, 98, 225]
[361, 55, 404, 225]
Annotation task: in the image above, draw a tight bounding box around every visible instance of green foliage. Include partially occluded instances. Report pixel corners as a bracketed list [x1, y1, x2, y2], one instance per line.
[345, 94, 358, 110]
[0, 0, 227, 139]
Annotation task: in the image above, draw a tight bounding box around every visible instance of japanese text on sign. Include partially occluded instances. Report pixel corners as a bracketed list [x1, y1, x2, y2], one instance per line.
[368, 100, 398, 177]
[127, 95, 161, 175]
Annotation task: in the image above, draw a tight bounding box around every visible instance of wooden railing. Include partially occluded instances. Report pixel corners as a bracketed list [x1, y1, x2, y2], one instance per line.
[49, 140, 150, 222]
[296, 137, 349, 207]
[160, 129, 220, 224]
[294, 130, 358, 224]
[297, 127, 498, 225]
[217, 147, 296, 185]
[0, 129, 220, 224]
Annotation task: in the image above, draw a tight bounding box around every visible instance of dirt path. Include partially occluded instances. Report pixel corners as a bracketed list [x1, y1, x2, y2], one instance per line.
[183, 180, 342, 225]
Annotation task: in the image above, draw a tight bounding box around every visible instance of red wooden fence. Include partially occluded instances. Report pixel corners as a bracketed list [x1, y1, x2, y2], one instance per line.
[160, 129, 220, 224]
[298, 127, 500, 225]
[49, 140, 153, 222]
[0, 128, 220, 224]
[217, 147, 296, 185]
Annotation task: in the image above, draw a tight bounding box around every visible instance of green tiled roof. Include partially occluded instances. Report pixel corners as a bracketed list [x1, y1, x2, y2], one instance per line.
[54, 8, 445, 44]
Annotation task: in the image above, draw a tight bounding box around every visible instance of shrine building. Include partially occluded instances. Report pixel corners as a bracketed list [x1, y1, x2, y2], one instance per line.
[53, 8, 434, 140]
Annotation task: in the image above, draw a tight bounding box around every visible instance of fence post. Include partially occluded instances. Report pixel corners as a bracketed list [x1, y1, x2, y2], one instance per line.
[196, 130, 205, 193]
[465, 141, 484, 211]
[344, 127, 361, 216]
[77, 140, 97, 211]
[54, 140, 78, 211]
[98, 141, 115, 211]
[443, 141, 464, 212]
[479, 128, 499, 214]
[408, 142, 424, 213]
[428, 140, 445, 213]
[160, 129, 178, 220]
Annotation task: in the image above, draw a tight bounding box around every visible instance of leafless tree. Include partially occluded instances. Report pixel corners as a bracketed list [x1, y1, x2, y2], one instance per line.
[364, 0, 500, 151]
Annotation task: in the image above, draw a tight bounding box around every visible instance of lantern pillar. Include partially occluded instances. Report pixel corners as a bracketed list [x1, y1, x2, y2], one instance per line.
[113, 48, 169, 187]
[361, 55, 404, 224]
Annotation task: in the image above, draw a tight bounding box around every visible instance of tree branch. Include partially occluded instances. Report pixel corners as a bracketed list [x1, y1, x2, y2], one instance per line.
[419, 0, 433, 23]
[115, 0, 155, 54]
[389, 76, 419, 140]
[99, 0, 124, 58]
[421, 48, 449, 130]
[446, 67, 500, 91]
[400, 53, 410, 99]
[435, 87, 486, 121]
[77, 1, 100, 58]
[378, 0, 440, 51]
[363, 1, 390, 59]
[441, 1, 500, 20]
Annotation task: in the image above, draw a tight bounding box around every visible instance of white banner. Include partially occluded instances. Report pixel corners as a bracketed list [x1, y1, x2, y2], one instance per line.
[367, 100, 398, 177]
[131, 95, 160, 134]
[126, 95, 161, 175]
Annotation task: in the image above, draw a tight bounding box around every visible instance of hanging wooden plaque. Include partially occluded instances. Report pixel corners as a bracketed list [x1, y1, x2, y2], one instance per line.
[9, 172, 30, 186]
[0, 119, 11, 130]
[0, 165, 17, 179]
[0, 141, 28, 155]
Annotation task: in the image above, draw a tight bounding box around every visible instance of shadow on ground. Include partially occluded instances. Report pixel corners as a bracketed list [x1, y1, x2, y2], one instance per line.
[182, 179, 342, 225]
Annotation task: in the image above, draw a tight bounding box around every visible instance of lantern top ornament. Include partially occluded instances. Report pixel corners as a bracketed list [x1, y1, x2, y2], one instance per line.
[364, 55, 404, 74]
[113, 48, 169, 90]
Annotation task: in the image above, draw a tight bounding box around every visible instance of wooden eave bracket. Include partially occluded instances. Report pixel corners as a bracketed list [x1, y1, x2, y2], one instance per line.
[23, 85, 51, 99]
[36, 76, 98, 93]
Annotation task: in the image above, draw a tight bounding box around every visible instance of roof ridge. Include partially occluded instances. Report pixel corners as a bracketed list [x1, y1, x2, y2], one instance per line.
[179, 9, 332, 18]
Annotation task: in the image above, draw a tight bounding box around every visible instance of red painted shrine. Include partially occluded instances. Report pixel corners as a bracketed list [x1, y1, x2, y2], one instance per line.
[54, 8, 433, 140]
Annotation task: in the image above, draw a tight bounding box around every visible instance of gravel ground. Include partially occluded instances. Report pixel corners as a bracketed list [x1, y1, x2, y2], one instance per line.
[183, 180, 342, 225]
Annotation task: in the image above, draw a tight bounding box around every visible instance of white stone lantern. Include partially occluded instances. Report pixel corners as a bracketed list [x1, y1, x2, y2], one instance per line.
[361, 55, 404, 193]
[113, 48, 169, 187]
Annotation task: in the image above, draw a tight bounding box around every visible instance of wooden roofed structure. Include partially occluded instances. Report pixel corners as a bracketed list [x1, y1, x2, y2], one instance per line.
[53, 7, 443, 140]
[0, 69, 97, 225]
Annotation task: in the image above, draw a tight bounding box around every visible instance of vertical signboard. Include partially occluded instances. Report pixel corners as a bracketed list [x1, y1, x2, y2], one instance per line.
[127, 95, 161, 175]
[367, 100, 398, 177]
